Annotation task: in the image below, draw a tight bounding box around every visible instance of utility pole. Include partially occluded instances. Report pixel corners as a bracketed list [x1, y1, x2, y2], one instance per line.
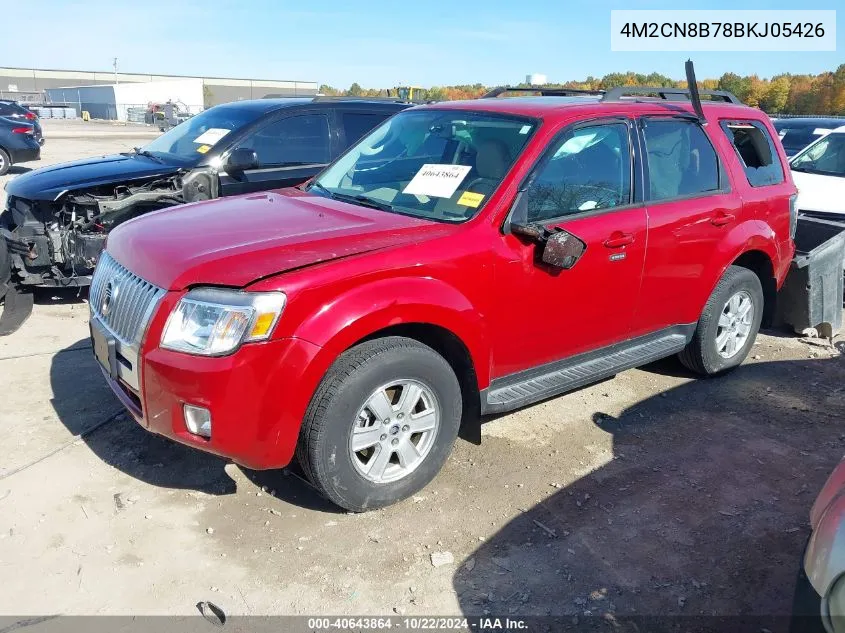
[113, 58, 118, 84]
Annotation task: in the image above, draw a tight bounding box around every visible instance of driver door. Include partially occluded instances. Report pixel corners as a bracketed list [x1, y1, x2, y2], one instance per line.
[491, 118, 648, 379]
[219, 112, 334, 196]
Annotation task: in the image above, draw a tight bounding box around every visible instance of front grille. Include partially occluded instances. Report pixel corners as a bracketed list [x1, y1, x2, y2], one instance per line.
[90, 252, 165, 345]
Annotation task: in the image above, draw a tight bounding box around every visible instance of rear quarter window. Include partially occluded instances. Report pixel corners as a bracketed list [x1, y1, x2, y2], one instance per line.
[721, 120, 784, 187]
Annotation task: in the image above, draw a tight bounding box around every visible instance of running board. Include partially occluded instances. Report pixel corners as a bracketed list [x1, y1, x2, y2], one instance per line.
[482, 325, 695, 414]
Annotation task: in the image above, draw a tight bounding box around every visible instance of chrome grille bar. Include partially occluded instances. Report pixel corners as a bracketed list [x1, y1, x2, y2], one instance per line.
[89, 252, 165, 345]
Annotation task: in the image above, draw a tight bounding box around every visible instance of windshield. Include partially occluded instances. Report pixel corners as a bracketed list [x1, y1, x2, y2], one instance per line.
[141, 105, 263, 164]
[791, 131, 845, 177]
[310, 109, 536, 222]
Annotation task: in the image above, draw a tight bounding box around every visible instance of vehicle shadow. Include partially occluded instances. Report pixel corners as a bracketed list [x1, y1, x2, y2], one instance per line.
[34, 286, 89, 306]
[453, 351, 845, 631]
[7, 165, 33, 175]
[239, 464, 343, 514]
[49, 338, 236, 495]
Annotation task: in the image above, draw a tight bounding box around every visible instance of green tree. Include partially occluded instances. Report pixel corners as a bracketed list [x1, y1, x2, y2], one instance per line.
[718, 72, 750, 101]
[347, 82, 363, 97]
[761, 76, 790, 113]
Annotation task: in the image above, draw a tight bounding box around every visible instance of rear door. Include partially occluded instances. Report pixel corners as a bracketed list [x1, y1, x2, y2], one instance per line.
[631, 116, 741, 336]
[219, 110, 335, 196]
[491, 118, 648, 377]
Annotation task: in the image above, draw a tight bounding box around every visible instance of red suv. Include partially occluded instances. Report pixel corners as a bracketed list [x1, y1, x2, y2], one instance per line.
[89, 85, 796, 511]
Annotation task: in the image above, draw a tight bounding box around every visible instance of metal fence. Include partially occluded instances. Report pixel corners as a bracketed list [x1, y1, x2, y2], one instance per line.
[771, 113, 845, 119]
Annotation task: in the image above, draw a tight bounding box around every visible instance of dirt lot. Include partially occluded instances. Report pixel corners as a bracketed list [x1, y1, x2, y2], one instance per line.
[1, 135, 844, 627]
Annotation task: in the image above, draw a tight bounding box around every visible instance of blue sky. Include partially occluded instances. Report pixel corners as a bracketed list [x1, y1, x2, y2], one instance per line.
[3, 0, 842, 88]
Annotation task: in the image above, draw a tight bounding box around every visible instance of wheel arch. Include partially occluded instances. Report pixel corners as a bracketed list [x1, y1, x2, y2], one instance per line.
[285, 277, 491, 446]
[730, 249, 777, 326]
[697, 224, 780, 328]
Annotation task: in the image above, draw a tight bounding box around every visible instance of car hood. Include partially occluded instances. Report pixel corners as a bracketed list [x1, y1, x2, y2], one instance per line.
[106, 189, 452, 290]
[792, 169, 845, 215]
[4, 153, 182, 201]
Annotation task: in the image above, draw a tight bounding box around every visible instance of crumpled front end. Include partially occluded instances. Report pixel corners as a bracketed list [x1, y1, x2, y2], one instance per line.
[1, 169, 210, 291]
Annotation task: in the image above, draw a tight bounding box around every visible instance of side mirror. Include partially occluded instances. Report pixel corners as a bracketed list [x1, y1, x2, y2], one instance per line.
[541, 230, 586, 269]
[225, 148, 258, 174]
[506, 191, 586, 269]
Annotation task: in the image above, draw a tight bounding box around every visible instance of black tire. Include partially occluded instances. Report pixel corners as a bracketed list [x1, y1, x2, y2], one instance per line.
[0, 148, 10, 176]
[297, 336, 462, 512]
[679, 265, 764, 376]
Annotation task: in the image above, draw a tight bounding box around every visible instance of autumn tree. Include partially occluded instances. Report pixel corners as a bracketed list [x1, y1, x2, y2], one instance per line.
[328, 64, 844, 114]
[761, 76, 790, 113]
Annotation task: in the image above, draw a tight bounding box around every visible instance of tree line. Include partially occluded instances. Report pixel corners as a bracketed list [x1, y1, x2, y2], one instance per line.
[320, 64, 845, 115]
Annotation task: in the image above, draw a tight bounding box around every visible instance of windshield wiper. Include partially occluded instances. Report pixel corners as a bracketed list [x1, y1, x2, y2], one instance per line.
[332, 192, 395, 212]
[308, 183, 395, 212]
[308, 181, 334, 197]
[131, 147, 164, 163]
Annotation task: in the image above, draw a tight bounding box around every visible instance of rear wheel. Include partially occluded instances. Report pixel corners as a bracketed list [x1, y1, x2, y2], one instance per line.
[679, 266, 764, 375]
[0, 148, 10, 176]
[297, 336, 461, 512]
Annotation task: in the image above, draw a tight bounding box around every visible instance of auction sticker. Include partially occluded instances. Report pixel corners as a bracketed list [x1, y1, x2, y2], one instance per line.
[403, 164, 471, 198]
[193, 128, 231, 145]
[457, 191, 485, 208]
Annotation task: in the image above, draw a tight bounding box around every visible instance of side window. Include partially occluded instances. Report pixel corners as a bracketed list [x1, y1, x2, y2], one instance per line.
[720, 120, 784, 187]
[642, 119, 720, 201]
[0, 103, 15, 116]
[341, 112, 388, 146]
[241, 114, 330, 168]
[525, 123, 632, 223]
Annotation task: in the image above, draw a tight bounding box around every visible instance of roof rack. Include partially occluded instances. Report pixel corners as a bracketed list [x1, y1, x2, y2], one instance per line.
[312, 95, 411, 103]
[482, 86, 605, 99]
[261, 94, 410, 103]
[601, 86, 742, 104]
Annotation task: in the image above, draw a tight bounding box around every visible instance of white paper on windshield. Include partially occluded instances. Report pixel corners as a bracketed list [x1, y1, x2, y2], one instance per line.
[402, 164, 472, 198]
[192, 128, 230, 145]
[813, 128, 834, 136]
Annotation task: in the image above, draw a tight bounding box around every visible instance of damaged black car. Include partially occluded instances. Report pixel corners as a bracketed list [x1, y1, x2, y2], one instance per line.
[0, 97, 408, 332]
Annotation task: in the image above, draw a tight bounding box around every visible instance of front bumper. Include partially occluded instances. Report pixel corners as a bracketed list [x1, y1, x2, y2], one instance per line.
[93, 314, 324, 470]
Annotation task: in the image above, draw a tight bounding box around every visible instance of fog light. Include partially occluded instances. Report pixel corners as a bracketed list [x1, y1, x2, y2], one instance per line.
[184, 404, 212, 438]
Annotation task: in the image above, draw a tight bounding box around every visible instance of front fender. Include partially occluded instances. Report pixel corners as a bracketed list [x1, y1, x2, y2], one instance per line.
[292, 276, 491, 390]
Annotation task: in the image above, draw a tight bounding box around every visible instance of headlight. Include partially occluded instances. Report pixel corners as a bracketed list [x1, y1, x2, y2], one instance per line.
[161, 288, 286, 356]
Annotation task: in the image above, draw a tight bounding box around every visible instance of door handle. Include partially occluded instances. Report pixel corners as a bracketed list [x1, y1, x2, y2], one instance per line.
[603, 231, 635, 248]
[710, 211, 736, 227]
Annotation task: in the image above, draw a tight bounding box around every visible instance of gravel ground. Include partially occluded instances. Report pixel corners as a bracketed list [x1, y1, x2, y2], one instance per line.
[0, 137, 843, 629]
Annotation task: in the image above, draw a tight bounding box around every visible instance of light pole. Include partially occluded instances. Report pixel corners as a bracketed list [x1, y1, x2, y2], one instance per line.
[113, 58, 118, 85]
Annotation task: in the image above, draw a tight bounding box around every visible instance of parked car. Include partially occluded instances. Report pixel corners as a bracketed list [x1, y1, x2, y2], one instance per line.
[0, 117, 41, 177]
[0, 97, 409, 304]
[0, 100, 43, 177]
[790, 126, 845, 220]
[0, 99, 40, 124]
[773, 117, 844, 157]
[796, 455, 845, 632]
[89, 83, 796, 511]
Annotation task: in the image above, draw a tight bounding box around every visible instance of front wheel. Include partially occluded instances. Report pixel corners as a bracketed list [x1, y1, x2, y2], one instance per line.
[679, 266, 764, 376]
[297, 336, 462, 512]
